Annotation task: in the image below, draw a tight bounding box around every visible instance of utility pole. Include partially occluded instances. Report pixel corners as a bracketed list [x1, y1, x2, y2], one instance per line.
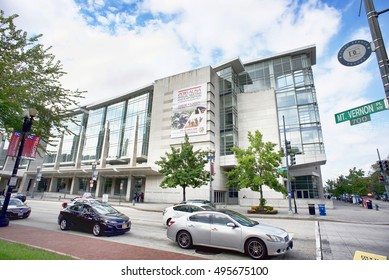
[363, 0, 389, 103]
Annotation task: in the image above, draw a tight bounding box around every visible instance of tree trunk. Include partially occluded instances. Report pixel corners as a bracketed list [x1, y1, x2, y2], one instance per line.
[183, 186, 186, 201]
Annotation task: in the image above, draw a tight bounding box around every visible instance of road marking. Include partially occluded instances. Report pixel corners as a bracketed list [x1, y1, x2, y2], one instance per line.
[315, 221, 322, 260]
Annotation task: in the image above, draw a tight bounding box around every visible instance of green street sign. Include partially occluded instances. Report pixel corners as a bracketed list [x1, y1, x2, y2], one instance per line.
[335, 99, 387, 124]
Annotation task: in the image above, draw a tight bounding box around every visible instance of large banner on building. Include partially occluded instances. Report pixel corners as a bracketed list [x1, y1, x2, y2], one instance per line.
[171, 83, 207, 138]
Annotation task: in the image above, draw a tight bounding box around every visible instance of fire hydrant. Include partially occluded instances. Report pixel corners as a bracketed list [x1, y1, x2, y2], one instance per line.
[375, 204, 379, 211]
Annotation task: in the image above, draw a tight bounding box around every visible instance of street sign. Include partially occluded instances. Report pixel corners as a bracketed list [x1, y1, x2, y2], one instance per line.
[350, 114, 371, 126]
[335, 99, 387, 124]
[338, 40, 372, 67]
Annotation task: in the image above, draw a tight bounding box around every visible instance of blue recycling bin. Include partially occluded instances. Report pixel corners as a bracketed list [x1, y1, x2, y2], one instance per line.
[318, 204, 326, 216]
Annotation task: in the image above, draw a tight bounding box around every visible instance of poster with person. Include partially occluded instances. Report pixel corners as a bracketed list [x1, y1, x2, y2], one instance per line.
[171, 83, 207, 138]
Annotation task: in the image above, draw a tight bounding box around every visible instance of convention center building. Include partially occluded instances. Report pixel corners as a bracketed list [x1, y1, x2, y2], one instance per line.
[0, 45, 326, 205]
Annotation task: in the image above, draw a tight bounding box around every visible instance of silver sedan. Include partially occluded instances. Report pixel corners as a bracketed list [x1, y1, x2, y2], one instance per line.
[167, 209, 293, 260]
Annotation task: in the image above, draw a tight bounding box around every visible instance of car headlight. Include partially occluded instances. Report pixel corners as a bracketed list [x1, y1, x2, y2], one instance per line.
[266, 234, 284, 242]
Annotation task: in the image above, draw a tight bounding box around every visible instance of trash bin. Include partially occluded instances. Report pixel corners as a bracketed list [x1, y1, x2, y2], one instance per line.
[308, 204, 315, 215]
[102, 194, 109, 203]
[366, 200, 373, 209]
[318, 204, 326, 216]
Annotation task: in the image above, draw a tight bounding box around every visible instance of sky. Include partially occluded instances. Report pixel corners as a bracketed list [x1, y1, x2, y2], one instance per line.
[1, 0, 389, 184]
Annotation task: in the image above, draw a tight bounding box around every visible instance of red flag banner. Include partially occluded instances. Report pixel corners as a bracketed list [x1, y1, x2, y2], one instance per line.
[22, 134, 41, 159]
[6, 131, 22, 157]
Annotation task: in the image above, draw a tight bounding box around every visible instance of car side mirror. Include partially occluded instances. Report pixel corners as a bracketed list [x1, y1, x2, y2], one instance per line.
[227, 222, 236, 228]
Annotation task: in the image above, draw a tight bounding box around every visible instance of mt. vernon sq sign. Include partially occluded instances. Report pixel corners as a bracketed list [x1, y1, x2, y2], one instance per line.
[338, 40, 372, 67]
[335, 99, 387, 124]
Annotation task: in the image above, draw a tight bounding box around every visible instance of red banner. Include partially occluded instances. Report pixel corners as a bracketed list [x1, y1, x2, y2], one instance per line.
[22, 134, 41, 159]
[6, 131, 22, 157]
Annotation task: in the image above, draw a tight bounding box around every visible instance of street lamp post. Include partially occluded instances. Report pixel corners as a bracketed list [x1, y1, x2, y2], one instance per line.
[0, 108, 37, 227]
[207, 149, 215, 203]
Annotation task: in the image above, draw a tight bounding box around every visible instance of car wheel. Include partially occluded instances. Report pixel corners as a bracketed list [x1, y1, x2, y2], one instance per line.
[59, 219, 68, 231]
[176, 230, 192, 249]
[92, 223, 102, 236]
[245, 238, 268, 260]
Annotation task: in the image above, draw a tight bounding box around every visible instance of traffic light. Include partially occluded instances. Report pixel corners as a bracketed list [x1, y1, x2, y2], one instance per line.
[285, 141, 291, 155]
[379, 175, 384, 182]
[377, 160, 384, 171]
[290, 154, 296, 165]
[383, 160, 388, 171]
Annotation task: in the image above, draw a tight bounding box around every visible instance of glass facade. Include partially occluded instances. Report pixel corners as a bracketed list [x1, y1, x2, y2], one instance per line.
[218, 67, 240, 156]
[238, 53, 324, 199]
[44, 91, 152, 165]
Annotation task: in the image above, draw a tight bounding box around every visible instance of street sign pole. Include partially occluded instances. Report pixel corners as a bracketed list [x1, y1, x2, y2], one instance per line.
[363, 0, 389, 100]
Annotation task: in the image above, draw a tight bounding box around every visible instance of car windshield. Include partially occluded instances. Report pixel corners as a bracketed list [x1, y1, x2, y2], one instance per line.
[222, 210, 259, 227]
[92, 203, 119, 215]
[0, 199, 24, 206]
[9, 199, 24, 206]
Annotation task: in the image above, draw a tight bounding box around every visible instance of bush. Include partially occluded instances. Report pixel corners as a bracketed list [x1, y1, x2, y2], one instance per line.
[247, 205, 278, 214]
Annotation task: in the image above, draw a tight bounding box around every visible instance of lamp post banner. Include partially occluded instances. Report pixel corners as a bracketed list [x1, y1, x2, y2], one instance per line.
[21, 134, 41, 159]
[6, 131, 22, 157]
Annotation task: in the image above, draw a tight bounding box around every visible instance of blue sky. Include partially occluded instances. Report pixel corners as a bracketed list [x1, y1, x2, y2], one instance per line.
[1, 0, 389, 184]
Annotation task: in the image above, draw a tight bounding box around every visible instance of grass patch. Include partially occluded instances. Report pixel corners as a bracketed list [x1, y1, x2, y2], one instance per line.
[0, 239, 75, 260]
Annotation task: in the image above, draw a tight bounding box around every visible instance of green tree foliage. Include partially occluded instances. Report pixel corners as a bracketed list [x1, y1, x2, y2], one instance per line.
[325, 168, 367, 196]
[155, 134, 210, 201]
[0, 11, 84, 144]
[225, 130, 286, 206]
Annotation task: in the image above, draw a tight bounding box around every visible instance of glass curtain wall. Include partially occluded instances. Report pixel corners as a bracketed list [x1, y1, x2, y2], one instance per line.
[43, 114, 84, 164]
[83, 108, 106, 161]
[239, 54, 324, 199]
[106, 102, 125, 159]
[218, 67, 240, 156]
[122, 92, 152, 158]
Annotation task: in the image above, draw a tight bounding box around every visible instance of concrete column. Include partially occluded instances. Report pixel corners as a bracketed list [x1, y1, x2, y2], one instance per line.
[100, 121, 110, 169]
[54, 133, 64, 170]
[75, 126, 86, 169]
[69, 176, 79, 195]
[48, 177, 58, 192]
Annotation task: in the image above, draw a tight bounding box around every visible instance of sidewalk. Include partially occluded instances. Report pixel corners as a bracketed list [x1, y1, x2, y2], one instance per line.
[1, 198, 388, 260]
[120, 198, 389, 225]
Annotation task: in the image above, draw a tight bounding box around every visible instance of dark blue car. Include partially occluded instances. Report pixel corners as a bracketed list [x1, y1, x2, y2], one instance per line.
[58, 201, 131, 236]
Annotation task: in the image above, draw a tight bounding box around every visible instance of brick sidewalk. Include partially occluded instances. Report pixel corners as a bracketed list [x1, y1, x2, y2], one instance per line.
[0, 224, 204, 260]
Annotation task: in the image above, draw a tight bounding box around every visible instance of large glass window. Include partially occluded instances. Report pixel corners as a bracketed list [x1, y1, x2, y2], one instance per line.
[122, 92, 151, 157]
[106, 102, 125, 159]
[83, 108, 106, 161]
[60, 114, 83, 163]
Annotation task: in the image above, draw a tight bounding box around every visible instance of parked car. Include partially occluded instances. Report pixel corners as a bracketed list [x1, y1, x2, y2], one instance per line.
[58, 201, 131, 236]
[11, 193, 27, 202]
[0, 197, 31, 219]
[162, 203, 215, 226]
[167, 209, 293, 260]
[180, 199, 216, 208]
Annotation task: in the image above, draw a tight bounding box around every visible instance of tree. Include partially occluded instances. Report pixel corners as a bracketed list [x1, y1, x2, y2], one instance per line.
[226, 130, 286, 206]
[325, 168, 367, 197]
[0, 11, 84, 145]
[155, 134, 210, 201]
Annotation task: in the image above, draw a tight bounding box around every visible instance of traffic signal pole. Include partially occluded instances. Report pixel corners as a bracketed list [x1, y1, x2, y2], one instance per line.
[376, 148, 389, 195]
[363, 0, 389, 103]
[283, 116, 293, 215]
